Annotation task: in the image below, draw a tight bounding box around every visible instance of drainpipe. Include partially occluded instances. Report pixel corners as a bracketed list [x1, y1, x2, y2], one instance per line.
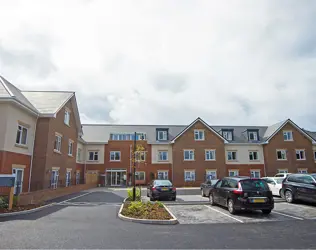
[84, 144, 87, 184]
[28, 114, 39, 192]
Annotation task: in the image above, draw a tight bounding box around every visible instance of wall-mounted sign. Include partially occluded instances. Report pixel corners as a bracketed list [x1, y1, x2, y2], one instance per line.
[0, 174, 16, 187]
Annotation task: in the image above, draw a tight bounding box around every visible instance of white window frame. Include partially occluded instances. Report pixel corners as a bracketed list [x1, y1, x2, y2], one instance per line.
[206, 170, 217, 180]
[16, 124, 28, 146]
[54, 135, 62, 153]
[184, 150, 195, 161]
[158, 151, 168, 161]
[248, 131, 258, 141]
[278, 169, 288, 174]
[184, 170, 196, 182]
[222, 131, 233, 141]
[135, 171, 145, 181]
[110, 151, 121, 161]
[298, 168, 308, 174]
[205, 150, 216, 161]
[88, 151, 99, 161]
[68, 140, 74, 156]
[249, 151, 259, 161]
[157, 171, 168, 180]
[157, 131, 168, 141]
[227, 151, 237, 161]
[250, 170, 261, 178]
[228, 170, 239, 177]
[135, 151, 146, 162]
[66, 170, 71, 187]
[276, 149, 287, 160]
[296, 149, 306, 160]
[283, 130, 293, 141]
[64, 109, 70, 126]
[51, 170, 59, 189]
[194, 129, 205, 141]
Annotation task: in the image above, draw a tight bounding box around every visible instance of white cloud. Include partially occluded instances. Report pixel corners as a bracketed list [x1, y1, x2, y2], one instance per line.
[0, 0, 315, 128]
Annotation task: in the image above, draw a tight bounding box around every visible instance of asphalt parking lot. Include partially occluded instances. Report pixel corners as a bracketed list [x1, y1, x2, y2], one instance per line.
[1, 187, 316, 249]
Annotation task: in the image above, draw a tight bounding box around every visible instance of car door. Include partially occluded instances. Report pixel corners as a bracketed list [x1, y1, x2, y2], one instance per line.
[212, 180, 222, 204]
[204, 180, 214, 196]
[296, 175, 316, 202]
[266, 178, 278, 196]
[218, 178, 230, 206]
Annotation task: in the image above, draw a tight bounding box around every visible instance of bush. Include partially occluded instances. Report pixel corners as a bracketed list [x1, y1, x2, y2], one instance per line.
[0, 196, 8, 209]
[127, 187, 141, 201]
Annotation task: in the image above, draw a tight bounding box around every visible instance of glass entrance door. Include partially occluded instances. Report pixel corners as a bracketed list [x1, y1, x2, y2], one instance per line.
[12, 168, 24, 195]
[106, 170, 127, 186]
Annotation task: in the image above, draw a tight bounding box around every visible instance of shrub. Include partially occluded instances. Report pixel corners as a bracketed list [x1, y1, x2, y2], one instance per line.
[0, 196, 8, 209]
[127, 187, 141, 201]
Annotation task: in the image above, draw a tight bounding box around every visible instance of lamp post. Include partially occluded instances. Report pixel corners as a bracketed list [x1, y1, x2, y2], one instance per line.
[132, 132, 137, 201]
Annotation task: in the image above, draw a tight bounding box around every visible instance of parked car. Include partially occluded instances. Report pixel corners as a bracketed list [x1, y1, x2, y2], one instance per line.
[147, 179, 176, 201]
[281, 173, 316, 203]
[208, 177, 274, 214]
[200, 179, 219, 197]
[274, 173, 291, 178]
[262, 177, 284, 196]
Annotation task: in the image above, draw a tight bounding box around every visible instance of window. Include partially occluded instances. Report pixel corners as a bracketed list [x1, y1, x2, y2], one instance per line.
[278, 169, 288, 174]
[194, 130, 205, 140]
[276, 150, 287, 160]
[227, 151, 237, 161]
[51, 170, 59, 189]
[54, 135, 62, 152]
[184, 150, 194, 161]
[110, 133, 146, 141]
[66, 171, 71, 187]
[296, 149, 306, 160]
[77, 148, 82, 161]
[184, 170, 195, 182]
[68, 140, 74, 156]
[205, 150, 216, 161]
[89, 151, 99, 161]
[249, 151, 259, 161]
[135, 151, 146, 162]
[298, 168, 308, 174]
[314, 151, 316, 161]
[248, 131, 258, 141]
[206, 170, 217, 180]
[158, 171, 168, 180]
[158, 151, 168, 161]
[16, 125, 28, 145]
[296, 175, 315, 185]
[110, 151, 121, 161]
[283, 131, 293, 141]
[135, 171, 145, 181]
[250, 170, 261, 178]
[228, 170, 239, 177]
[157, 130, 168, 140]
[64, 109, 70, 126]
[76, 172, 80, 185]
[222, 130, 233, 141]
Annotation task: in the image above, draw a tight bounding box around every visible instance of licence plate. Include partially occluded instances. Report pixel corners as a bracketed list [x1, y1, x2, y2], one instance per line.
[250, 198, 265, 203]
[161, 188, 169, 191]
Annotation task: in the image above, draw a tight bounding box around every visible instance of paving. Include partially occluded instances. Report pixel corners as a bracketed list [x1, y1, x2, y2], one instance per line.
[0, 187, 316, 249]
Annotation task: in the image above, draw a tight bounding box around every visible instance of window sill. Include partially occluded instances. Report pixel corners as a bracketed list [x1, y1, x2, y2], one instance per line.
[87, 160, 99, 162]
[296, 159, 306, 161]
[54, 150, 62, 154]
[194, 139, 205, 141]
[64, 122, 70, 127]
[158, 160, 169, 162]
[68, 154, 73, 157]
[277, 159, 287, 161]
[184, 159, 195, 161]
[227, 160, 238, 162]
[205, 159, 216, 161]
[110, 160, 121, 162]
[15, 143, 28, 149]
[249, 160, 260, 162]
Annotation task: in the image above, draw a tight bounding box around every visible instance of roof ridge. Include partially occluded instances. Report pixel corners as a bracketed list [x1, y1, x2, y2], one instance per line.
[81, 124, 187, 126]
[0, 76, 14, 96]
[22, 90, 75, 93]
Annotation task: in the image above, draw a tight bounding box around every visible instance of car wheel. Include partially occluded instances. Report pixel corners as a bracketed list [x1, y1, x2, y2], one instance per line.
[262, 209, 272, 215]
[209, 194, 215, 206]
[201, 189, 205, 197]
[285, 190, 294, 203]
[227, 199, 236, 214]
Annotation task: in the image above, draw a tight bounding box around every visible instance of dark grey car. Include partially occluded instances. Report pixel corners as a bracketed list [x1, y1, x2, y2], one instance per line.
[281, 173, 316, 204]
[147, 180, 176, 201]
[200, 179, 219, 197]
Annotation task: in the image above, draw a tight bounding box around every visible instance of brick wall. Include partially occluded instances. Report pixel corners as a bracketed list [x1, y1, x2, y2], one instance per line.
[18, 183, 97, 205]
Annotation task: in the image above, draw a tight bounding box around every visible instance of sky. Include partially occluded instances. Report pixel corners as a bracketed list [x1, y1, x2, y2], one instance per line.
[0, 0, 316, 129]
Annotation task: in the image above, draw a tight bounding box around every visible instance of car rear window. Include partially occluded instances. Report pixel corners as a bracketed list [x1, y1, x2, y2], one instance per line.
[275, 179, 284, 184]
[240, 179, 269, 191]
[154, 180, 172, 186]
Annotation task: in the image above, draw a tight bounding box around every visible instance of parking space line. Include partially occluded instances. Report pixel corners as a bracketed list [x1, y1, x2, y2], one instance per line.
[204, 205, 244, 223]
[58, 192, 91, 203]
[272, 211, 304, 220]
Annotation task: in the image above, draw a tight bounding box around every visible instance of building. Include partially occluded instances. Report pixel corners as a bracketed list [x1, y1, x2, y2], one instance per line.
[1, 75, 316, 190]
[0, 75, 82, 194]
[80, 118, 316, 187]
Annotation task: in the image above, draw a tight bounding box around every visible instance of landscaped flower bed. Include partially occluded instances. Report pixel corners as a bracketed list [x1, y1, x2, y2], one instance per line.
[0, 196, 44, 214]
[121, 201, 173, 220]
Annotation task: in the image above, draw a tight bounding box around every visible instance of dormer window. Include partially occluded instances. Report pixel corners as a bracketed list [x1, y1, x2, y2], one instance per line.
[156, 129, 168, 141]
[247, 130, 259, 141]
[222, 129, 233, 141]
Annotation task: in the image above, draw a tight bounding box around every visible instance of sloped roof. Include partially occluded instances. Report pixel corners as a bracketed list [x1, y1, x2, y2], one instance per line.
[0, 76, 38, 112]
[263, 120, 286, 140]
[22, 91, 74, 115]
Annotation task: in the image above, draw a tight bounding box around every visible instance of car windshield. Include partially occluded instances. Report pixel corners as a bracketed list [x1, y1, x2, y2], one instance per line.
[311, 174, 316, 180]
[155, 180, 172, 186]
[240, 179, 269, 191]
[275, 179, 284, 184]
